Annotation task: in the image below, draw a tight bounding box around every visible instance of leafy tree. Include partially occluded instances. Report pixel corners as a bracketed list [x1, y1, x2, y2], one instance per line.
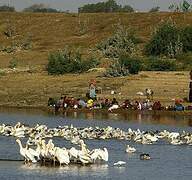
[120, 55, 142, 74]
[104, 55, 141, 77]
[145, 57, 176, 71]
[0, 5, 15, 12]
[78, 0, 134, 13]
[47, 48, 99, 75]
[120, 5, 134, 12]
[149, 6, 160, 12]
[181, 26, 192, 52]
[23, 4, 58, 13]
[145, 21, 183, 58]
[97, 23, 140, 58]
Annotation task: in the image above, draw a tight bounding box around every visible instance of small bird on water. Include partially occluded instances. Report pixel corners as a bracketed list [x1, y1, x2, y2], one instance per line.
[140, 153, 151, 160]
[113, 161, 126, 166]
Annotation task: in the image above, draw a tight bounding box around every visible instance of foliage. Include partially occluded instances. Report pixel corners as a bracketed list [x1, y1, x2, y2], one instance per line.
[47, 48, 99, 75]
[145, 21, 183, 58]
[0, 5, 15, 12]
[104, 55, 141, 77]
[9, 58, 18, 69]
[78, 0, 134, 13]
[4, 19, 16, 38]
[74, 18, 89, 36]
[119, 5, 134, 12]
[181, 26, 192, 52]
[97, 23, 140, 59]
[21, 33, 33, 50]
[168, 1, 191, 12]
[149, 6, 160, 12]
[175, 52, 192, 70]
[144, 57, 176, 71]
[23, 4, 58, 13]
[119, 55, 142, 74]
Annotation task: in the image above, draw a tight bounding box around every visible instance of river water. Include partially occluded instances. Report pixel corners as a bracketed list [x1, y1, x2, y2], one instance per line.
[0, 108, 191, 180]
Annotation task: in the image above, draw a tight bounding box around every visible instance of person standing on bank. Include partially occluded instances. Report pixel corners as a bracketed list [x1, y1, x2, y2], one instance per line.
[89, 79, 97, 100]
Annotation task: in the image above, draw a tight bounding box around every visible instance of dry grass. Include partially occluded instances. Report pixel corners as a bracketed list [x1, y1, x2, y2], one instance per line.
[0, 70, 189, 107]
[0, 12, 192, 69]
[0, 12, 191, 107]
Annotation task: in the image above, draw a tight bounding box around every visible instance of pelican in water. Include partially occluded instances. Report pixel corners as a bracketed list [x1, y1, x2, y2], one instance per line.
[16, 139, 38, 163]
[113, 161, 126, 166]
[90, 148, 108, 162]
[54, 147, 70, 165]
[126, 145, 136, 153]
[78, 140, 92, 164]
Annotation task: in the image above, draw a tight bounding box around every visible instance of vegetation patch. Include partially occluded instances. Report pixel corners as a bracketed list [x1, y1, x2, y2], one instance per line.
[97, 23, 140, 59]
[47, 47, 99, 75]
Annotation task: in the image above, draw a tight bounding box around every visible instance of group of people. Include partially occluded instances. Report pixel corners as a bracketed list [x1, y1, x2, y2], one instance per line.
[48, 95, 187, 112]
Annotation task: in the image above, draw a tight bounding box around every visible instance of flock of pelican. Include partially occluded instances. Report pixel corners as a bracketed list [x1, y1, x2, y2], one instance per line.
[15, 138, 108, 165]
[0, 122, 191, 166]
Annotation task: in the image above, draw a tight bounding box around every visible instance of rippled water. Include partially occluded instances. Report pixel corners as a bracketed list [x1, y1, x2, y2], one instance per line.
[0, 108, 191, 180]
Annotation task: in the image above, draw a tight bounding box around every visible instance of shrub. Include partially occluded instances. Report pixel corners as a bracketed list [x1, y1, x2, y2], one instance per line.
[149, 6, 160, 12]
[104, 55, 141, 77]
[21, 33, 33, 50]
[9, 58, 18, 69]
[175, 52, 192, 70]
[47, 48, 99, 75]
[145, 21, 183, 58]
[119, 55, 142, 74]
[23, 4, 58, 13]
[0, 5, 15, 12]
[78, 0, 134, 13]
[181, 26, 192, 52]
[97, 23, 140, 59]
[145, 57, 176, 71]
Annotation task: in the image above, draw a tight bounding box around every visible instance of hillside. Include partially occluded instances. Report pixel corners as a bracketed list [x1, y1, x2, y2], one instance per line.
[0, 12, 192, 69]
[0, 12, 191, 107]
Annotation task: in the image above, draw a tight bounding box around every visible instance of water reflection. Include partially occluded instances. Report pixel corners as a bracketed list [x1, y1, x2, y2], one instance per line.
[0, 108, 191, 180]
[0, 107, 191, 127]
[61, 111, 192, 127]
[20, 163, 109, 177]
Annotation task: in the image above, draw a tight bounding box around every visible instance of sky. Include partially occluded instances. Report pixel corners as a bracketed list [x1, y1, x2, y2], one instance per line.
[0, 0, 191, 12]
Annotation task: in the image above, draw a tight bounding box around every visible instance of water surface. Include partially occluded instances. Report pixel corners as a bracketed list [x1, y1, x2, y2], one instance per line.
[0, 108, 191, 180]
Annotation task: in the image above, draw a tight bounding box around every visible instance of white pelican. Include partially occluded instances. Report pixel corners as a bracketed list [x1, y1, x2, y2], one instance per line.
[126, 145, 136, 153]
[68, 147, 79, 160]
[113, 161, 126, 166]
[54, 147, 70, 165]
[16, 139, 37, 163]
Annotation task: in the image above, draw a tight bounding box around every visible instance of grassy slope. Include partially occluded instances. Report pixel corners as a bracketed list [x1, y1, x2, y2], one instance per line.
[0, 12, 191, 107]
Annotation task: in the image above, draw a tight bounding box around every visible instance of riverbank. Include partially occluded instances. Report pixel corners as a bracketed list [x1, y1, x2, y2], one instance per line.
[47, 106, 192, 118]
[0, 71, 190, 108]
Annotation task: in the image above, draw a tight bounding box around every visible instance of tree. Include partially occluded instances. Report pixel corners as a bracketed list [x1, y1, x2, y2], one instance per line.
[0, 5, 15, 12]
[78, 0, 134, 13]
[23, 4, 58, 13]
[120, 5, 134, 12]
[149, 6, 160, 12]
[145, 21, 183, 58]
[97, 23, 139, 58]
[181, 26, 192, 52]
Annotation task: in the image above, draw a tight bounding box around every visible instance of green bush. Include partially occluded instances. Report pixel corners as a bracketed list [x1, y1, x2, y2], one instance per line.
[78, 0, 134, 13]
[104, 55, 141, 77]
[175, 52, 192, 70]
[119, 55, 142, 74]
[181, 26, 192, 52]
[97, 24, 140, 59]
[9, 58, 18, 69]
[145, 21, 183, 58]
[47, 48, 99, 75]
[145, 57, 176, 71]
